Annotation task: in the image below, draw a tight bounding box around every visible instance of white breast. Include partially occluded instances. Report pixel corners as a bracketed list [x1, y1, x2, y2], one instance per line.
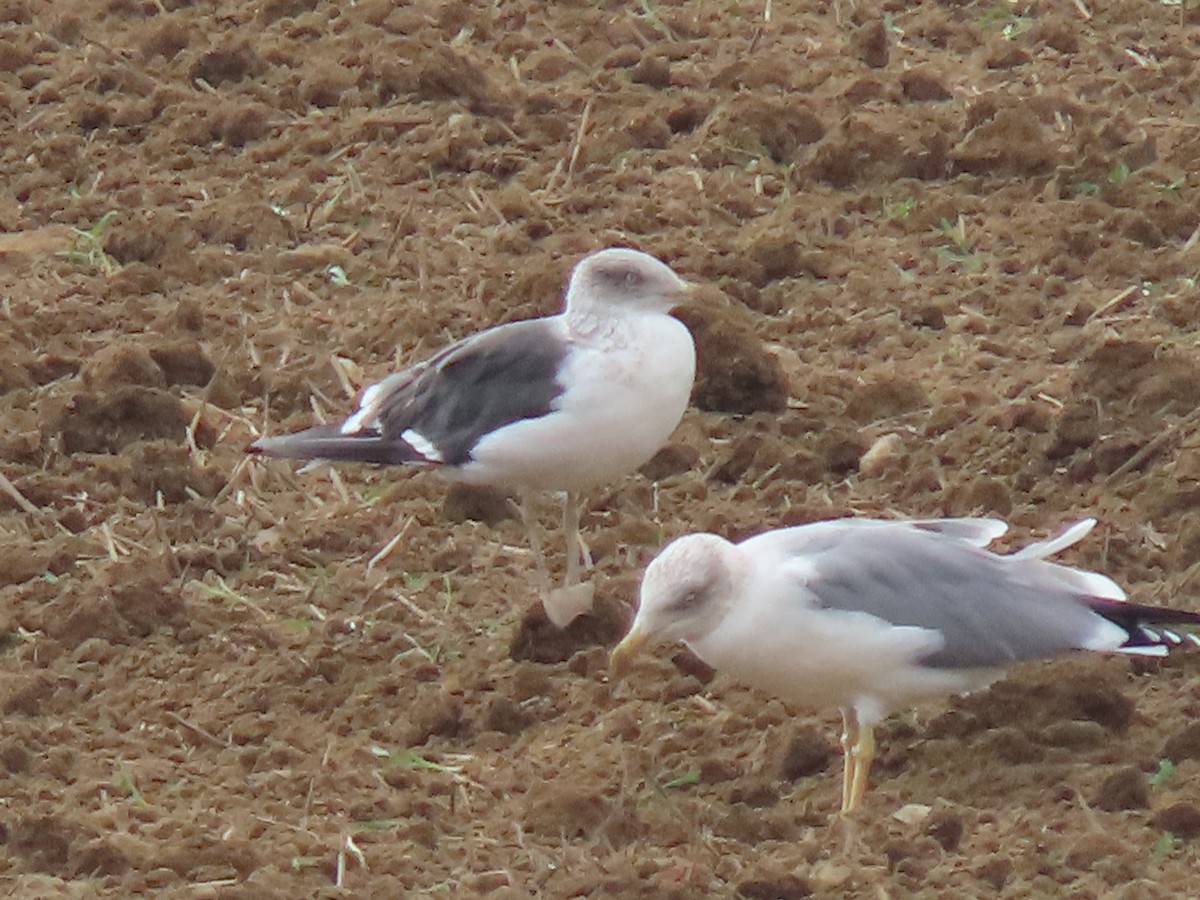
[460, 312, 695, 491]
[688, 560, 986, 726]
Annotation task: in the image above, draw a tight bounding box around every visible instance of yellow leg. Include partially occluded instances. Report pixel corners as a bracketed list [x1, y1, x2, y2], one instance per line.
[844, 721, 876, 813]
[839, 708, 859, 813]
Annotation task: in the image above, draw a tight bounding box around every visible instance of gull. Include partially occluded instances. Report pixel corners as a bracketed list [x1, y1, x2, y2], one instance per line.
[610, 517, 1200, 812]
[251, 247, 697, 624]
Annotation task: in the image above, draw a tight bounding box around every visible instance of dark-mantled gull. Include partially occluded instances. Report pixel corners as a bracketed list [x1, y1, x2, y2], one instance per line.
[251, 247, 697, 622]
[610, 517, 1200, 812]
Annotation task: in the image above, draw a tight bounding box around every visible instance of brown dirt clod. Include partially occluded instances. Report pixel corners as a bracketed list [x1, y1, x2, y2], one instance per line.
[1154, 803, 1200, 840]
[1092, 766, 1149, 812]
[779, 727, 834, 781]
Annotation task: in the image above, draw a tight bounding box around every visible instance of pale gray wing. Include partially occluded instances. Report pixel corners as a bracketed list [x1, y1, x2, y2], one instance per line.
[789, 524, 1113, 669]
[253, 319, 569, 467]
[906, 518, 1008, 547]
[748, 517, 1007, 553]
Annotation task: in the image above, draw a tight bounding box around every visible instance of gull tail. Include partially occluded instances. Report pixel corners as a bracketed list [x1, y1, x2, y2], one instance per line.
[249, 424, 430, 466]
[1087, 597, 1200, 656]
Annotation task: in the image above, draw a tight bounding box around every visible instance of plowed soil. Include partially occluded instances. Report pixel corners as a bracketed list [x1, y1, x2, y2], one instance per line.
[2, 1, 1200, 897]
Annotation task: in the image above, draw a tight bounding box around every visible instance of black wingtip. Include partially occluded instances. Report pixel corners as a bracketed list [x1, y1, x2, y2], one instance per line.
[247, 424, 432, 467]
[1088, 596, 1200, 653]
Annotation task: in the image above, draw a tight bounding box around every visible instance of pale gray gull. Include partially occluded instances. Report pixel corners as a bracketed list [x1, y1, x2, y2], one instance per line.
[610, 516, 1200, 812]
[251, 247, 697, 624]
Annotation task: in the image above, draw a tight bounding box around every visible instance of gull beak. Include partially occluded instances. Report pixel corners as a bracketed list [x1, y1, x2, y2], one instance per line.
[608, 627, 650, 680]
[671, 280, 698, 309]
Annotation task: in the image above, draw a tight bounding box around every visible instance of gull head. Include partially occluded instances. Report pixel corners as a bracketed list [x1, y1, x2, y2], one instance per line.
[609, 532, 739, 678]
[566, 247, 692, 315]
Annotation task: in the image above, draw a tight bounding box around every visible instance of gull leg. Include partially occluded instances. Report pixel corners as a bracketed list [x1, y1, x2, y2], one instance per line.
[563, 491, 581, 587]
[542, 491, 595, 629]
[845, 721, 876, 813]
[839, 708, 859, 814]
[578, 529, 593, 571]
[519, 489, 550, 583]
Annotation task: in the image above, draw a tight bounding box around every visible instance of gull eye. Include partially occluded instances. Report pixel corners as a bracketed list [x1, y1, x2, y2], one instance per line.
[671, 588, 703, 613]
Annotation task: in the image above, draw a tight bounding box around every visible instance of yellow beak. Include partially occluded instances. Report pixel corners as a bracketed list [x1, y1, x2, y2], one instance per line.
[608, 628, 649, 679]
[666, 280, 697, 312]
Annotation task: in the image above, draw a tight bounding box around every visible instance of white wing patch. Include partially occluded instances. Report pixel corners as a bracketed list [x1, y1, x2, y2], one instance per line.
[340, 407, 379, 435]
[401, 428, 444, 463]
[341, 382, 385, 435]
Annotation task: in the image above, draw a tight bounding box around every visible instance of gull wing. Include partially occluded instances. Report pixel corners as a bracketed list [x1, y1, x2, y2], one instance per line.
[253, 319, 569, 467]
[762, 520, 1125, 670]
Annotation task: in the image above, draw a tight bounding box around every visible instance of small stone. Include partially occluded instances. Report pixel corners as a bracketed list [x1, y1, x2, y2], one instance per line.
[779, 727, 833, 781]
[974, 855, 1012, 890]
[738, 877, 812, 899]
[0, 743, 30, 774]
[470, 872, 513, 892]
[892, 804, 932, 826]
[1065, 833, 1125, 869]
[483, 697, 534, 736]
[442, 483, 514, 525]
[631, 54, 671, 88]
[1162, 722, 1200, 763]
[1046, 402, 1100, 459]
[851, 20, 889, 68]
[820, 432, 865, 476]
[148, 340, 216, 386]
[710, 435, 762, 484]
[81, 342, 165, 390]
[670, 649, 716, 684]
[1154, 803, 1200, 839]
[513, 662, 554, 705]
[925, 811, 966, 851]
[1092, 766, 1149, 811]
[986, 45, 1030, 69]
[885, 838, 936, 874]
[900, 68, 952, 102]
[729, 781, 780, 808]
[845, 378, 926, 423]
[640, 443, 699, 481]
[906, 304, 947, 330]
[521, 788, 610, 838]
[983, 727, 1044, 764]
[659, 674, 704, 703]
[859, 433, 905, 477]
[700, 758, 739, 784]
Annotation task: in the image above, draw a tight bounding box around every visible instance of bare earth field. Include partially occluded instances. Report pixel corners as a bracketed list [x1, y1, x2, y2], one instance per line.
[2, 0, 1200, 896]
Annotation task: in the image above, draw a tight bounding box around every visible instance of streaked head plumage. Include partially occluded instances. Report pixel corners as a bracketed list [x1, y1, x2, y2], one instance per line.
[633, 532, 740, 646]
[566, 247, 691, 314]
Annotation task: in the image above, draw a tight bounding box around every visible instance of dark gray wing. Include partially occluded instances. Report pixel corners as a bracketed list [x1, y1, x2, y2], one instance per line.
[373, 319, 568, 466]
[796, 525, 1112, 669]
[252, 319, 568, 468]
